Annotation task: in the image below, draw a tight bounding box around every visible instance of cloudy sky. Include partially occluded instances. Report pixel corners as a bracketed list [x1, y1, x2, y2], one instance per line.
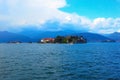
[0, 0, 120, 33]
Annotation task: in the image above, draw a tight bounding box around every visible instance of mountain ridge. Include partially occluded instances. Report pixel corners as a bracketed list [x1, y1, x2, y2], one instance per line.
[0, 31, 118, 43]
[104, 32, 120, 42]
[0, 31, 32, 43]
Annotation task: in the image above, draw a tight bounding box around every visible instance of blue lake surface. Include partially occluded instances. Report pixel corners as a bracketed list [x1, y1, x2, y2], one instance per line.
[0, 43, 120, 80]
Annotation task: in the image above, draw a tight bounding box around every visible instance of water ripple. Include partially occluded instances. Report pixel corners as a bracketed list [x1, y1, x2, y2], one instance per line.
[0, 43, 120, 80]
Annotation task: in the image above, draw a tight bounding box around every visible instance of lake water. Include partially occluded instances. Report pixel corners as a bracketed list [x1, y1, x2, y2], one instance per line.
[0, 43, 120, 80]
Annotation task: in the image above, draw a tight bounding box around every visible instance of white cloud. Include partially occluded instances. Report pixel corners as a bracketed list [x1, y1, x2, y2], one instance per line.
[91, 18, 120, 33]
[0, 0, 67, 25]
[0, 0, 120, 33]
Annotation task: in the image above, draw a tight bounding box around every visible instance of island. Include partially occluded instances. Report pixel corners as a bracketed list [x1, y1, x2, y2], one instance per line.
[40, 36, 87, 44]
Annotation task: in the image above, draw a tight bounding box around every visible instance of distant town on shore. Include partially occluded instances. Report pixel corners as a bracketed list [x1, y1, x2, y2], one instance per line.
[0, 31, 119, 44]
[40, 36, 87, 44]
[7, 35, 87, 44]
[7, 35, 116, 44]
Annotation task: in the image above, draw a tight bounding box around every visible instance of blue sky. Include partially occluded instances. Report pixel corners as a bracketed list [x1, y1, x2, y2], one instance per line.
[61, 0, 120, 19]
[0, 0, 120, 33]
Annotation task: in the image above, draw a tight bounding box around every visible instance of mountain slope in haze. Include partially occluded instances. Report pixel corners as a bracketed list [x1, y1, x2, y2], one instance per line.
[24, 31, 113, 42]
[72, 32, 113, 42]
[19, 30, 80, 42]
[0, 31, 31, 42]
[0, 31, 115, 43]
[105, 32, 120, 42]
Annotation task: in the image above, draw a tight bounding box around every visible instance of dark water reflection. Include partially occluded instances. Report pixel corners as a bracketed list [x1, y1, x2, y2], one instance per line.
[0, 43, 120, 80]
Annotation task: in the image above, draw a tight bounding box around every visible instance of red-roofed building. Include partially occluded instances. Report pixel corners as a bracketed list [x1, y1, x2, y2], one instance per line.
[41, 38, 55, 43]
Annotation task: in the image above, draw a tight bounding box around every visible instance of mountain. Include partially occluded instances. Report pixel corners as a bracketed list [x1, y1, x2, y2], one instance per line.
[26, 31, 113, 42]
[19, 30, 80, 42]
[105, 32, 120, 42]
[0, 31, 31, 43]
[72, 32, 113, 42]
[0, 30, 114, 43]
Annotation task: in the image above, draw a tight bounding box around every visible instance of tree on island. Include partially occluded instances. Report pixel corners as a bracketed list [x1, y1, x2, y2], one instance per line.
[54, 36, 65, 43]
[54, 35, 87, 43]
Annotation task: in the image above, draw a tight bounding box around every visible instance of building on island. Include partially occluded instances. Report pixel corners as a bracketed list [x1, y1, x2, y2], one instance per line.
[41, 38, 55, 43]
[40, 36, 87, 44]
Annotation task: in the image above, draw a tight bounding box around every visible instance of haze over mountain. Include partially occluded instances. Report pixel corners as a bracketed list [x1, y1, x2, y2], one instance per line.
[104, 32, 120, 42]
[73, 32, 112, 42]
[0, 30, 115, 43]
[0, 31, 31, 43]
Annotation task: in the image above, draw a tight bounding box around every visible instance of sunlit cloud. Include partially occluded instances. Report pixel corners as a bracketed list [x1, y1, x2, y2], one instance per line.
[0, 0, 120, 33]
